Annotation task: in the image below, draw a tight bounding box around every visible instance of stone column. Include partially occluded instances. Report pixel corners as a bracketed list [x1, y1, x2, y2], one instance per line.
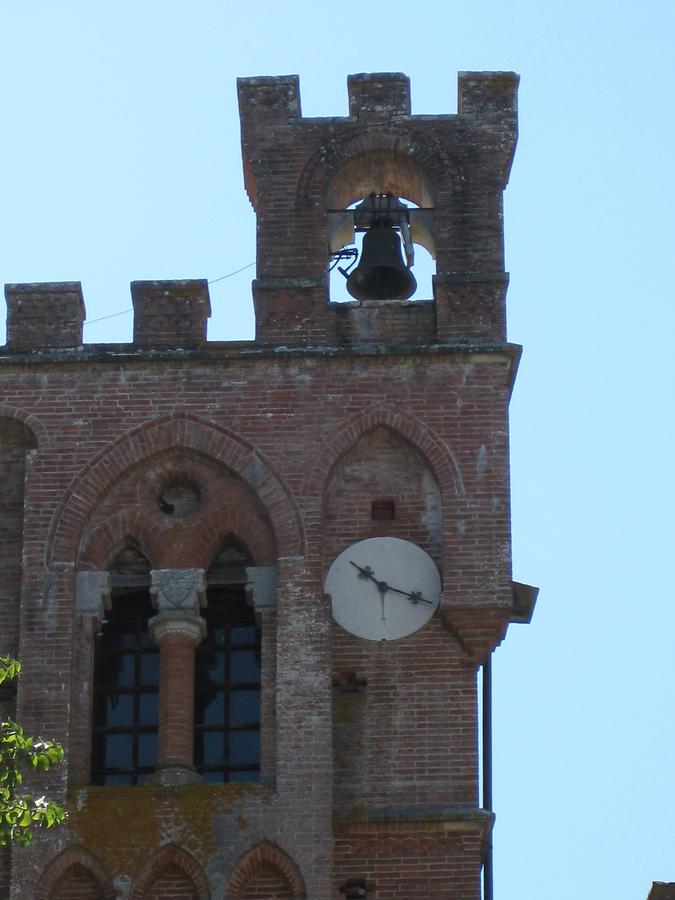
[149, 568, 206, 785]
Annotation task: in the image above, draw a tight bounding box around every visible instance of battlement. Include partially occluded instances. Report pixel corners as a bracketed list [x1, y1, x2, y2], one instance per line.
[3, 280, 212, 352]
[3, 72, 518, 353]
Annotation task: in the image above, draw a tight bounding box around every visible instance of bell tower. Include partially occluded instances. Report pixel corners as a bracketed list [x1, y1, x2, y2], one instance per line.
[237, 71, 536, 899]
[238, 70, 518, 348]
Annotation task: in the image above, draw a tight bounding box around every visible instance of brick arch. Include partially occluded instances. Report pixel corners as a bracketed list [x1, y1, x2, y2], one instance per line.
[35, 844, 115, 900]
[304, 404, 464, 505]
[198, 505, 276, 567]
[47, 412, 304, 566]
[225, 840, 306, 899]
[78, 509, 162, 570]
[297, 126, 461, 207]
[77, 494, 277, 570]
[130, 844, 209, 899]
[0, 402, 45, 447]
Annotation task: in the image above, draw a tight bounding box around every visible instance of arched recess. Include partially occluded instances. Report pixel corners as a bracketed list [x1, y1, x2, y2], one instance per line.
[0, 403, 45, 447]
[304, 404, 464, 507]
[77, 448, 277, 571]
[48, 413, 303, 567]
[130, 844, 209, 899]
[225, 840, 306, 900]
[322, 423, 443, 564]
[35, 845, 115, 900]
[297, 127, 461, 208]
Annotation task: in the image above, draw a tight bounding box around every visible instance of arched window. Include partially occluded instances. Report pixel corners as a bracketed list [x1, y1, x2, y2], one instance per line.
[91, 547, 158, 785]
[195, 543, 261, 783]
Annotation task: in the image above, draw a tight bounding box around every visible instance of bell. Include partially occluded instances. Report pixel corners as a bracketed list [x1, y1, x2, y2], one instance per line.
[346, 225, 417, 301]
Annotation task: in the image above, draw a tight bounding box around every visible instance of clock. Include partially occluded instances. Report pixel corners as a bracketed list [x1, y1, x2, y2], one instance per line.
[325, 537, 441, 641]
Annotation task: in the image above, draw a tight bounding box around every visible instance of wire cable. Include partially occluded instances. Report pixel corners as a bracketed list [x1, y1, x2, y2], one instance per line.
[84, 262, 255, 326]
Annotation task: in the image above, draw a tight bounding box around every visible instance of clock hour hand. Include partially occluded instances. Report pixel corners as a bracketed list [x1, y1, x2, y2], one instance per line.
[350, 561, 387, 622]
[350, 560, 386, 592]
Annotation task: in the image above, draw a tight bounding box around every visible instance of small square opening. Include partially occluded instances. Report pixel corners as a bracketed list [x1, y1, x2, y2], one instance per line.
[371, 499, 395, 521]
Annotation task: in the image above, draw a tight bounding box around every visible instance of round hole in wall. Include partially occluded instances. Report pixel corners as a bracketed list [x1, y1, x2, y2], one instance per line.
[158, 480, 200, 518]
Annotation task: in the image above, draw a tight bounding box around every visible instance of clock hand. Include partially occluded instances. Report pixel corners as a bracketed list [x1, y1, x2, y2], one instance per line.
[349, 562, 433, 606]
[385, 585, 435, 606]
[349, 562, 387, 621]
[349, 561, 387, 593]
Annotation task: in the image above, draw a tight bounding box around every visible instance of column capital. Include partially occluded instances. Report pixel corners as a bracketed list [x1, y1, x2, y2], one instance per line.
[150, 568, 206, 615]
[75, 571, 111, 621]
[149, 568, 207, 646]
[245, 565, 278, 617]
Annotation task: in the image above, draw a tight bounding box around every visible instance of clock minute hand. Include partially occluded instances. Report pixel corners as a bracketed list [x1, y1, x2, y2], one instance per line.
[385, 584, 434, 606]
[349, 563, 433, 606]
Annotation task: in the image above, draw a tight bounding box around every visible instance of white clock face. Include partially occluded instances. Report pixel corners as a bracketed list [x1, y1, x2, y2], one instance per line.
[325, 537, 441, 641]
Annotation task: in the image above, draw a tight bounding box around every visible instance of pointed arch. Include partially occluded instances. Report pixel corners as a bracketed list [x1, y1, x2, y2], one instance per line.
[304, 404, 464, 504]
[47, 412, 304, 566]
[130, 843, 209, 899]
[225, 840, 306, 899]
[78, 509, 161, 571]
[36, 845, 115, 900]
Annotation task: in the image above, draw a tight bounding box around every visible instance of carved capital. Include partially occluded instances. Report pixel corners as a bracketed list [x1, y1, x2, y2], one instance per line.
[150, 568, 206, 616]
[75, 571, 111, 622]
[245, 565, 278, 616]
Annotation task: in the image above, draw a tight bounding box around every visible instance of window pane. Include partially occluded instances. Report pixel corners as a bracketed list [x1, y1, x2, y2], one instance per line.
[104, 626, 135, 650]
[230, 650, 260, 683]
[230, 690, 260, 727]
[203, 731, 224, 766]
[203, 770, 224, 784]
[138, 733, 157, 767]
[229, 730, 260, 766]
[229, 769, 261, 784]
[104, 772, 133, 786]
[211, 625, 226, 644]
[139, 692, 158, 725]
[140, 652, 159, 685]
[105, 693, 133, 726]
[105, 734, 133, 768]
[197, 691, 224, 726]
[99, 653, 134, 688]
[198, 649, 224, 681]
[231, 626, 257, 646]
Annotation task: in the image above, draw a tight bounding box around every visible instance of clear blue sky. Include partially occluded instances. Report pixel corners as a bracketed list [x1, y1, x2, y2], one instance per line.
[2, 3, 674, 898]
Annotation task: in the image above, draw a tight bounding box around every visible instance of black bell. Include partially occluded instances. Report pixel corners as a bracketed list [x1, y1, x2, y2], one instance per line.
[346, 225, 417, 301]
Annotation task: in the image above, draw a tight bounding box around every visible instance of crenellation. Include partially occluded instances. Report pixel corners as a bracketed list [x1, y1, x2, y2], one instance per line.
[5, 281, 85, 350]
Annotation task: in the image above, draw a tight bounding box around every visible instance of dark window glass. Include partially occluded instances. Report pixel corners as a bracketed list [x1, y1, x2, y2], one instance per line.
[91, 590, 158, 785]
[194, 588, 261, 783]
